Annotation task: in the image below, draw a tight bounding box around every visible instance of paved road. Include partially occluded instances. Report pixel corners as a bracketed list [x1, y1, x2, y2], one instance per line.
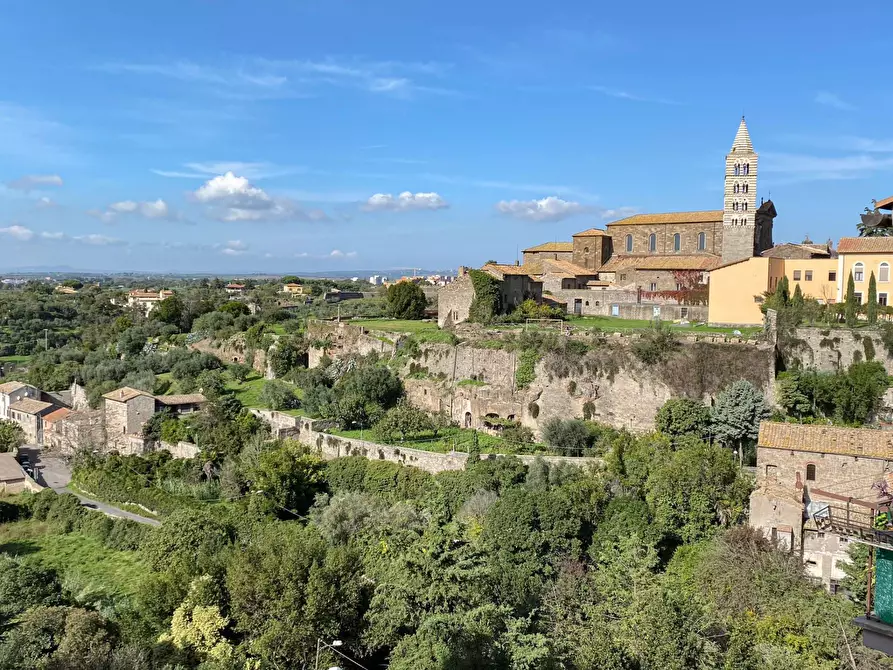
[19, 447, 160, 527]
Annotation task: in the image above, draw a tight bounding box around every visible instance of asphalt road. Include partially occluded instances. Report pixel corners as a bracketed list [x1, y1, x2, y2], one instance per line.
[19, 447, 161, 527]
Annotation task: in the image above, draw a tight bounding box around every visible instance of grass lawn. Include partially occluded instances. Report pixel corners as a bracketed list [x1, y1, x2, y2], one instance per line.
[566, 315, 763, 337]
[0, 519, 145, 597]
[0, 355, 31, 363]
[349, 319, 440, 333]
[225, 373, 307, 417]
[328, 425, 547, 455]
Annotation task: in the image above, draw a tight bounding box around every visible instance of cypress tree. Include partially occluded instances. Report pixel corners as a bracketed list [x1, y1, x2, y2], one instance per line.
[868, 271, 878, 326]
[845, 271, 857, 327]
[776, 275, 790, 306]
[791, 283, 804, 308]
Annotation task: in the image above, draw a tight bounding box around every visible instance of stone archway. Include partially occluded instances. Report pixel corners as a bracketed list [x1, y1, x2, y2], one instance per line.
[464, 412, 472, 428]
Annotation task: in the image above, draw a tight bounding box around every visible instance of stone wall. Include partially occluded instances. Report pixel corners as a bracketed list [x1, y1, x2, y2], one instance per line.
[437, 274, 475, 328]
[783, 326, 891, 372]
[307, 321, 398, 368]
[606, 221, 724, 257]
[189, 335, 267, 374]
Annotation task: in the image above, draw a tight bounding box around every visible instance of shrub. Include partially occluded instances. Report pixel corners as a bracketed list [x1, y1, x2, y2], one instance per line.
[515, 349, 540, 389]
[541, 418, 592, 457]
[260, 379, 300, 411]
[632, 323, 679, 365]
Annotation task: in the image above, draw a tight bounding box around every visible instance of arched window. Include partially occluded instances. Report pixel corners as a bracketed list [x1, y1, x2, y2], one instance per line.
[806, 464, 816, 482]
[743, 202, 748, 211]
[583, 246, 589, 253]
[734, 164, 740, 176]
[698, 232, 706, 251]
[733, 183, 739, 194]
[625, 234, 633, 252]
[880, 262, 890, 283]
[649, 233, 656, 252]
[854, 262, 864, 282]
[744, 183, 749, 193]
[673, 233, 681, 252]
[733, 202, 738, 211]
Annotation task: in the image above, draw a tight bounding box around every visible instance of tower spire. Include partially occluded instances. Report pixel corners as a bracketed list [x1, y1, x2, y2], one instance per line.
[731, 116, 753, 152]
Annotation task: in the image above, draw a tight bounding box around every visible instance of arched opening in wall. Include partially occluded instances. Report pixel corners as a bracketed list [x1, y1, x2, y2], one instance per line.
[698, 232, 707, 251]
[464, 412, 472, 428]
[880, 262, 890, 283]
[625, 234, 633, 252]
[806, 464, 816, 481]
[507, 414, 515, 421]
[854, 262, 865, 282]
[673, 233, 681, 252]
[649, 233, 656, 252]
[583, 246, 589, 253]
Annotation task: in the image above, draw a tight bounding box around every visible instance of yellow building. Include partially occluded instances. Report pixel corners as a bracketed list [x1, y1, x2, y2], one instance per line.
[783, 257, 838, 303]
[707, 257, 784, 326]
[282, 283, 305, 295]
[837, 237, 893, 306]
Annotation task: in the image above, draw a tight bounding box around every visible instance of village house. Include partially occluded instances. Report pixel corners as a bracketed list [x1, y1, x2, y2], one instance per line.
[8, 398, 56, 445]
[281, 283, 305, 295]
[0, 381, 40, 420]
[225, 283, 246, 295]
[103, 387, 207, 452]
[126, 289, 174, 315]
[44, 408, 105, 454]
[749, 421, 893, 590]
[0, 453, 28, 493]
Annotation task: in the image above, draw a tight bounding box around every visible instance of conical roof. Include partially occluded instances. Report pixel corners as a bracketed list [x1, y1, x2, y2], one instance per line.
[731, 116, 753, 152]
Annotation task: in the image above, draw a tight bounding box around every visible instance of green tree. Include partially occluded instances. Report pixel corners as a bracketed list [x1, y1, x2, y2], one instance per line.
[711, 380, 769, 466]
[218, 300, 250, 316]
[141, 410, 171, 443]
[833, 361, 889, 425]
[654, 398, 711, 440]
[541, 418, 592, 457]
[152, 293, 185, 328]
[374, 400, 435, 442]
[142, 508, 232, 577]
[228, 362, 253, 382]
[0, 420, 25, 453]
[196, 368, 227, 400]
[386, 281, 428, 320]
[0, 556, 63, 623]
[259, 379, 299, 411]
[845, 271, 857, 327]
[868, 271, 879, 325]
[776, 275, 790, 307]
[791, 283, 804, 308]
[839, 542, 870, 605]
[250, 445, 326, 515]
[268, 336, 307, 379]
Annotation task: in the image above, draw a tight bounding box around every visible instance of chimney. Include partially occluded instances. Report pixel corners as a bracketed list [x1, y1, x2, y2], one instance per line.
[120, 389, 125, 399]
[515, 260, 520, 266]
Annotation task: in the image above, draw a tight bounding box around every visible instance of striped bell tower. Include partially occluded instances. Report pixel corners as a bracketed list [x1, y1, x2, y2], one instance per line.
[722, 117, 759, 263]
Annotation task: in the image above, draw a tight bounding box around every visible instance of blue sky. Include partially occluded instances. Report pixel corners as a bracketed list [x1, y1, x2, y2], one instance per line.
[1, 0, 891, 273]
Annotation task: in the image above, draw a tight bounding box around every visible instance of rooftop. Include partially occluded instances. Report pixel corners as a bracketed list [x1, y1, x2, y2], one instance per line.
[600, 254, 723, 272]
[0, 381, 29, 395]
[523, 242, 574, 253]
[572, 228, 608, 237]
[758, 421, 893, 460]
[761, 242, 835, 259]
[43, 407, 72, 423]
[730, 117, 754, 153]
[876, 195, 893, 211]
[606, 210, 724, 226]
[482, 263, 542, 280]
[102, 387, 152, 403]
[0, 453, 24, 483]
[838, 237, 893, 254]
[9, 398, 55, 415]
[156, 394, 207, 406]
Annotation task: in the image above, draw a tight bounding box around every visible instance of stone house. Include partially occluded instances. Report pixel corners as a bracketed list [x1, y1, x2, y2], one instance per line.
[0, 381, 40, 420]
[154, 394, 207, 417]
[103, 387, 207, 452]
[127, 289, 174, 315]
[0, 453, 27, 493]
[225, 283, 246, 295]
[8, 398, 56, 444]
[45, 409, 105, 455]
[750, 421, 893, 589]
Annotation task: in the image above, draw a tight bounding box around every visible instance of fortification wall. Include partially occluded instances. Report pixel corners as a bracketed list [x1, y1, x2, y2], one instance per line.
[783, 327, 891, 372]
[307, 321, 397, 368]
[189, 336, 267, 374]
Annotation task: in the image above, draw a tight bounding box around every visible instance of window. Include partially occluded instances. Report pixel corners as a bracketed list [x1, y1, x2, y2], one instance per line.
[625, 234, 633, 252]
[583, 246, 589, 253]
[744, 163, 750, 175]
[854, 263, 864, 282]
[733, 202, 739, 211]
[676, 283, 682, 290]
[648, 233, 656, 252]
[734, 164, 740, 175]
[805, 270, 813, 281]
[881, 262, 890, 282]
[744, 183, 749, 193]
[698, 232, 706, 250]
[734, 183, 739, 193]
[854, 292, 863, 303]
[766, 464, 777, 481]
[743, 202, 748, 211]
[793, 270, 801, 281]
[806, 464, 816, 481]
[881, 293, 888, 307]
[680, 307, 688, 318]
[828, 271, 836, 282]
[650, 282, 657, 291]
[673, 233, 681, 251]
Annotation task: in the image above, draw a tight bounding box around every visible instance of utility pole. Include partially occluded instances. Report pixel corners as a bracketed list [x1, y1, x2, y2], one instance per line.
[44, 329, 48, 351]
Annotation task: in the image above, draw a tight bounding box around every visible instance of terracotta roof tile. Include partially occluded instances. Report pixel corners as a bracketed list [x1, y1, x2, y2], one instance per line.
[606, 210, 724, 226]
[156, 394, 207, 406]
[572, 228, 608, 237]
[102, 387, 152, 403]
[523, 242, 573, 253]
[9, 398, 54, 415]
[758, 421, 893, 460]
[43, 408, 72, 423]
[540, 259, 598, 276]
[0, 382, 29, 395]
[876, 195, 893, 211]
[837, 237, 893, 254]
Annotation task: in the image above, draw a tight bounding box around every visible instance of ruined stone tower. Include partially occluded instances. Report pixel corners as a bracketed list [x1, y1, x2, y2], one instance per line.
[722, 117, 759, 264]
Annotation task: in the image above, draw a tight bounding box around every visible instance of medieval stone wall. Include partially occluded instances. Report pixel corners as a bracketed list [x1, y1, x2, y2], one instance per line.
[437, 274, 475, 328]
[189, 336, 268, 374]
[606, 222, 724, 257]
[307, 321, 398, 368]
[782, 327, 891, 373]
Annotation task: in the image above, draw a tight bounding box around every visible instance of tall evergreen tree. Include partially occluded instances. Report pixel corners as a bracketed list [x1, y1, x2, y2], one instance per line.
[791, 284, 804, 308]
[845, 271, 857, 327]
[867, 271, 878, 325]
[776, 275, 790, 306]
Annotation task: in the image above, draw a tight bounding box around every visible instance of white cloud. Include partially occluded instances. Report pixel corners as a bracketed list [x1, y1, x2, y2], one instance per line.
[75, 234, 124, 246]
[5, 174, 63, 191]
[40, 231, 65, 239]
[815, 91, 856, 111]
[329, 249, 357, 259]
[588, 85, 680, 105]
[363, 191, 448, 212]
[221, 240, 249, 256]
[154, 161, 297, 180]
[194, 171, 328, 222]
[92, 198, 173, 222]
[496, 196, 588, 222]
[0, 224, 34, 241]
[36, 197, 56, 208]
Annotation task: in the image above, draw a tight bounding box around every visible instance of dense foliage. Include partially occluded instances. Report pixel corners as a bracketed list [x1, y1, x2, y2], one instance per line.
[385, 281, 428, 320]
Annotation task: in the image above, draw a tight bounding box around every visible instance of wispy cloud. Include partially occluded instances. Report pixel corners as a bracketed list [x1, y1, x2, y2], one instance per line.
[0, 226, 124, 246]
[761, 152, 893, 182]
[0, 225, 35, 241]
[89, 198, 178, 223]
[588, 85, 681, 105]
[153, 161, 300, 180]
[814, 91, 856, 111]
[5, 175, 63, 192]
[416, 172, 597, 200]
[98, 56, 456, 100]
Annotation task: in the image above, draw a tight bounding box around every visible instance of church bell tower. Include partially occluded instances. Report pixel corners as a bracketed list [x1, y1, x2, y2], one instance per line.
[722, 117, 759, 263]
